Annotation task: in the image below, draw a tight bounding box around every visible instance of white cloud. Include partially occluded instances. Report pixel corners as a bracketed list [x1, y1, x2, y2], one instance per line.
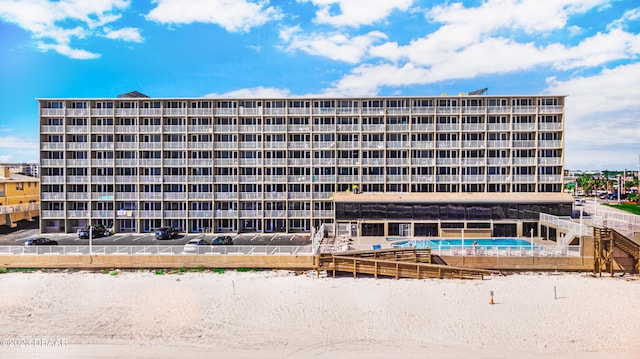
[204, 86, 293, 98]
[0, 0, 139, 58]
[146, 0, 282, 32]
[0, 135, 39, 150]
[545, 63, 640, 170]
[104, 27, 143, 43]
[608, 7, 640, 30]
[301, 0, 414, 27]
[280, 27, 387, 63]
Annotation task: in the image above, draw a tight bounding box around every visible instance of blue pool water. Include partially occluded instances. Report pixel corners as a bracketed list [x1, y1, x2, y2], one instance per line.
[389, 238, 534, 249]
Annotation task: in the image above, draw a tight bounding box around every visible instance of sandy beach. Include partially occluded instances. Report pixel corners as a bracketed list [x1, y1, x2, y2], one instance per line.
[1, 270, 639, 359]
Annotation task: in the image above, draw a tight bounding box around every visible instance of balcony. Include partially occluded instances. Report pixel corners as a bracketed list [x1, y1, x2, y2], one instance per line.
[436, 175, 459, 182]
[139, 159, 161, 166]
[512, 106, 536, 114]
[387, 175, 409, 182]
[213, 125, 237, 133]
[138, 108, 160, 116]
[214, 175, 237, 183]
[336, 124, 359, 132]
[412, 106, 435, 115]
[512, 140, 535, 148]
[214, 142, 238, 150]
[336, 108, 360, 115]
[288, 142, 310, 149]
[164, 210, 187, 217]
[264, 175, 286, 183]
[411, 124, 434, 132]
[538, 140, 561, 148]
[436, 107, 459, 114]
[462, 123, 485, 131]
[239, 175, 262, 182]
[435, 158, 459, 166]
[42, 143, 65, 150]
[114, 142, 138, 150]
[461, 141, 485, 149]
[91, 159, 114, 167]
[239, 158, 263, 166]
[313, 175, 335, 182]
[139, 142, 161, 150]
[163, 159, 186, 166]
[42, 193, 65, 200]
[41, 108, 65, 116]
[461, 158, 486, 166]
[115, 175, 137, 183]
[539, 105, 562, 113]
[513, 175, 535, 183]
[487, 123, 510, 131]
[386, 124, 409, 132]
[214, 192, 238, 200]
[188, 108, 213, 116]
[91, 192, 114, 200]
[487, 175, 511, 183]
[239, 210, 262, 217]
[362, 142, 384, 149]
[163, 142, 186, 150]
[436, 141, 459, 149]
[538, 123, 562, 131]
[115, 192, 138, 200]
[188, 142, 211, 150]
[239, 192, 262, 200]
[361, 158, 382, 166]
[67, 125, 88, 134]
[288, 158, 311, 166]
[215, 209, 238, 218]
[538, 175, 562, 183]
[67, 192, 89, 200]
[313, 158, 336, 166]
[287, 175, 310, 182]
[163, 175, 186, 183]
[91, 125, 113, 133]
[313, 193, 333, 200]
[42, 159, 64, 167]
[362, 175, 384, 183]
[139, 193, 162, 200]
[67, 210, 89, 218]
[361, 107, 384, 115]
[115, 159, 138, 167]
[41, 125, 64, 133]
[486, 141, 510, 149]
[41, 210, 65, 218]
[435, 124, 459, 131]
[462, 175, 486, 183]
[188, 175, 213, 183]
[188, 193, 213, 201]
[188, 125, 213, 133]
[487, 158, 510, 165]
[312, 142, 335, 150]
[462, 106, 485, 114]
[487, 106, 510, 114]
[41, 176, 65, 184]
[67, 109, 90, 116]
[189, 159, 213, 166]
[115, 108, 138, 116]
[264, 124, 286, 132]
[288, 210, 312, 218]
[140, 210, 162, 217]
[264, 192, 286, 200]
[314, 210, 334, 217]
[91, 108, 114, 116]
[538, 157, 562, 165]
[312, 107, 336, 115]
[239, 142, 262, 150]
[189, 210, 213, 218]
[164, 108, 186, 116]
[139, 125, 161, 133]
[91, 142, 114, 150]
[337, 175, 359, 183]
[288, 192, 311, 200]
[512, 158, 536, 165]
[66, 176, 89, 183]
[213, 159, 236, 166]
[386, 158, 409, 166]
[139, 175, 162, 183]
[513, 123, 535, 131]
[264, 142, 287, 150]
[411, 158, 434, 166]
[411, 175, 434, 182]
[337, 158, 359, 166]
[163, 125, 186, 133]
[164, 193, 187, 200]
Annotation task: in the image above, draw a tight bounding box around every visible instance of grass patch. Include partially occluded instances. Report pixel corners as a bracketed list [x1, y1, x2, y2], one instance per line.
[189, 266, 206, 272]
[236, 268, 262, 272]
[213, 268, 225, 274]
[154, 269, 165, 275]
[0, 268, 38, 274]
[603, 203, 640, 215]
[109, 270, 118, 276]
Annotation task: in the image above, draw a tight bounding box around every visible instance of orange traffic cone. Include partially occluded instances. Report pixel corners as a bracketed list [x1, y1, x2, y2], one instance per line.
[490, 296, 494, 305]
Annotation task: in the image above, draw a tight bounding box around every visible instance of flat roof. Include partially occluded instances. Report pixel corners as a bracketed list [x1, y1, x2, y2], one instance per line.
[332, 192, 574, 203]
[36, 94, 568, 100]
[0, 173, 39, 184]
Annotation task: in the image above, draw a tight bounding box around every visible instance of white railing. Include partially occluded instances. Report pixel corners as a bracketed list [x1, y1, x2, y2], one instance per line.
[0, 202, 40, 214]
[0, 245, 314, 256]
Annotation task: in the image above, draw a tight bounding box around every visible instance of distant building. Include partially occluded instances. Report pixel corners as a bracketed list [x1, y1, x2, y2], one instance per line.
[0, 167, 40, 227]
[38, 94, 570, 237]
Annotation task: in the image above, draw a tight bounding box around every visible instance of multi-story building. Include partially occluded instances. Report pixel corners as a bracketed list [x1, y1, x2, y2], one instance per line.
[0, 167, 40, 227]
[38, 93, 570, 237]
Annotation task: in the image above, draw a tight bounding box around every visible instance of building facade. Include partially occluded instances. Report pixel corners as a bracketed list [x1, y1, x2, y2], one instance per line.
[39, 94, 566, 234]
[0, 167, 40, 227]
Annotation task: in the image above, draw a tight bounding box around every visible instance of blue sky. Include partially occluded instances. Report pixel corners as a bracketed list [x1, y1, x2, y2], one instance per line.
[0, 0, 639, 171]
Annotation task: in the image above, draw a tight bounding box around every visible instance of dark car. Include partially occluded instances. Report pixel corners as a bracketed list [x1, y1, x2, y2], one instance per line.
[24, 237, 59, 246]
[155, 227, 179, 240]
[211, 236, 233, 245]
[78, 225, 106, 239]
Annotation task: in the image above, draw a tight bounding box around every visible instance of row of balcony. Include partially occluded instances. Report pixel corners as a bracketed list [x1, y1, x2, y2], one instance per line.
[41, 209, 334, 219]
[42, 173, 562, 189]
[41, 140, 562, 152]
[41, 105, 563, 118]
[41, 122, 563, 134]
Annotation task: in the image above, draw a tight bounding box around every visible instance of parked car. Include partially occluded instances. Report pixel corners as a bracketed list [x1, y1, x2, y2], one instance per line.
[211, 236, 233, 245]
[24, 237, 58, 246]
[184, 239, 208, 253]
[78, 225, 106, 239]
[155, 227, 179, 240]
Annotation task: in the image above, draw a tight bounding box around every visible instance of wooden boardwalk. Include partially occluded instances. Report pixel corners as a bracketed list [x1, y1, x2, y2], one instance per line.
[594, 227, 640, 275]
[316, 248, 492, 280]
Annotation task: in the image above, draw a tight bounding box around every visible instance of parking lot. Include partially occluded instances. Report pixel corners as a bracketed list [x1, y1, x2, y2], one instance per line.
[0, 227, 311, 247]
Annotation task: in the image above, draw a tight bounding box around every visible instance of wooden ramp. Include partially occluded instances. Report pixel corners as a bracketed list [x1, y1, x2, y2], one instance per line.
[594, 227, 640, 276]
[316, 248, 491, 280]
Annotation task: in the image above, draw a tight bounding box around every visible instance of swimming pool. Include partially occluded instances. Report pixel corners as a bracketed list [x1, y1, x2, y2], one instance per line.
[390, 238, 534, 250]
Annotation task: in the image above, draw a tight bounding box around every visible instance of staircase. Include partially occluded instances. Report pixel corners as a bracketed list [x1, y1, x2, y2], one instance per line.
[593, 227, 640, 275]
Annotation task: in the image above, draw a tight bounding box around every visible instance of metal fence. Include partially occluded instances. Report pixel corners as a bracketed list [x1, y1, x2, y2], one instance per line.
[319, 243, 581, 257]
[0, 245, 314, 256]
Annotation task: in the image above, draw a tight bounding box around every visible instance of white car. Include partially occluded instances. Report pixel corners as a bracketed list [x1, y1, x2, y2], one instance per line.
[183, 239, 208, 253]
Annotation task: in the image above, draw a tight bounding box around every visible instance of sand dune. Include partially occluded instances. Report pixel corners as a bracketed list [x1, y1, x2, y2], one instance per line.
[1, 270, 639, 358]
